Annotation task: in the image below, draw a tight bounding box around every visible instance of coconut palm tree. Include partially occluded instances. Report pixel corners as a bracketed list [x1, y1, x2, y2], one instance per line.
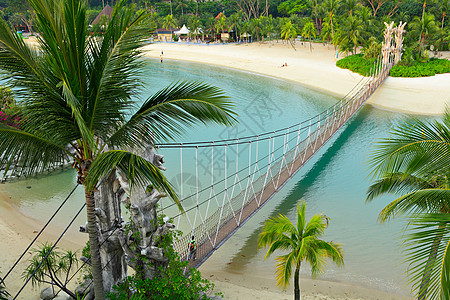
[281, 20, 297, 50]
[302, 20, 317, 51]
[321, 0, 340, 40]
[228, 12, 242, 42]
[163, 14, 178, 35]
[258, 201, 344, 300]
[409, 13, 439, 55]
[0, 0, 236, 299]
[338, 15, 363, 54]
[367, 110, 450, 300]
[435, 0, 449, 28]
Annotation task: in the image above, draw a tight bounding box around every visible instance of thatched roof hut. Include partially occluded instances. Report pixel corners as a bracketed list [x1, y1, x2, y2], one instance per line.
[91, 4, 113, 25]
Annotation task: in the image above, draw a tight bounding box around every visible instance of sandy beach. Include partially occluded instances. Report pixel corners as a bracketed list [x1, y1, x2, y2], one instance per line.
[143, 42, 450, 116]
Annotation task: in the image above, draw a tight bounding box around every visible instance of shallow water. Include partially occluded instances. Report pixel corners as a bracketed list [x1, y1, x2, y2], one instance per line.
[1, 59, 425, 295]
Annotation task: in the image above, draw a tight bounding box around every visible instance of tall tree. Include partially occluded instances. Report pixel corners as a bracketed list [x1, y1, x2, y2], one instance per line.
[0, 0, 236, 299]
[321, 0, 340, 40]
[281, 19, 297, 49]
[258, 202, 344, 300]
[409, 12, 439, 55]
[302, 19, 317, 51]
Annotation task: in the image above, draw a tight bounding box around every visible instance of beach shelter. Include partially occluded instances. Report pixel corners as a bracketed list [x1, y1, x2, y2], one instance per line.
[174, 24, 190, 35]
[91, 4, 113, 25]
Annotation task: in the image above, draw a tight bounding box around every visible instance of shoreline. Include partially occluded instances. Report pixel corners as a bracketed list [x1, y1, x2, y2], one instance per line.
[143, 42, 450, 116]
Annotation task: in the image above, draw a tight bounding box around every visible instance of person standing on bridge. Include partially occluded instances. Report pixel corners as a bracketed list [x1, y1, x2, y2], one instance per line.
[188, 236, 197, 261]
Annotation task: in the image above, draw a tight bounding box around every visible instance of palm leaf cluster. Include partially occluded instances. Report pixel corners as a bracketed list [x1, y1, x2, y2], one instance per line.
[367, 109, 450, 299]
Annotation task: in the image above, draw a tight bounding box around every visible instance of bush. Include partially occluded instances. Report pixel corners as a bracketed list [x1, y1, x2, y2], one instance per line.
[107, 225, 221, 300]
[336, 54, 376, 76]
[337, 54, 450, 78]
[390, 58, 450, 77]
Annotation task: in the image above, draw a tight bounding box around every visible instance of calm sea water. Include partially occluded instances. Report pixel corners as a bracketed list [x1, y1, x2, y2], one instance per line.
[1, 58, 425, 295]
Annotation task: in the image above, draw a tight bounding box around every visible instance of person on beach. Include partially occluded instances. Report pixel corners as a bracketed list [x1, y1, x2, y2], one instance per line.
[160, 55, 163, 63]
[188, 236, 197, 261]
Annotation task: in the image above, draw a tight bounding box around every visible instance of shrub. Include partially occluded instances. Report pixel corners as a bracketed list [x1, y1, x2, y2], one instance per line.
[362, 37, 381, 60]
[107, 227, 221, 300]
[337, 54, 450, 78]
[336, 54, 376, 76]
[390, 58, 450, 77]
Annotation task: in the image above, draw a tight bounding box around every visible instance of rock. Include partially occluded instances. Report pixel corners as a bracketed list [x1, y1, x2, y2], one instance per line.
[40, 286, 56, 300]
[75, 279, 92, 299]
[53, 291, 71, 300]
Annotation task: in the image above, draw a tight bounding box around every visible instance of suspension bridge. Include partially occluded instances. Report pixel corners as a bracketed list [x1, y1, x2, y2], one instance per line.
[2, 32, 402, 297]
[159, 60, 392, 269]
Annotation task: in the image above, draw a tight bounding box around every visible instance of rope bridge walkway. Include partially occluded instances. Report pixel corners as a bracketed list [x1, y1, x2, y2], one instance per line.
[157, 60, 393, 269]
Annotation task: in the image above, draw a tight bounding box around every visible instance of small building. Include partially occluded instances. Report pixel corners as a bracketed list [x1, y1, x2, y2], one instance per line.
[91, 4, 113, 25]
[155, 27, 178, 41]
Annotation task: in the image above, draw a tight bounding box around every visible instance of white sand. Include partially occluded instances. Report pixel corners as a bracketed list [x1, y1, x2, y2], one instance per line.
[143, 42, 450, 116]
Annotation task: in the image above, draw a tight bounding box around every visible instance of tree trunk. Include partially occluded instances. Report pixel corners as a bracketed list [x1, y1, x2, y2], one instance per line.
[85, 189, 106, 300]
[294, 262, 301, 300]
[94, 172, 127, 293]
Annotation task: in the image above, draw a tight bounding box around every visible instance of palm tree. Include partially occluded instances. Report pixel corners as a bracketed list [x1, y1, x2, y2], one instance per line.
[175, 0, 188, 16]
[339, 15, 363, 54]
[215, 15, 227, 42]
[409, 13, 439, 55]
[163, 14, 178, 36]
[341, 0, 359, 16]
[281, 20, 297, 50]
[367, 110, 450, 300]
[0, 0, 236, 299]
[435, 0, 449, 28]
[302, 20, 317, 51]
[321, 0, 340, 40]
[228, 12, 242, 42]
[188, 15, 202, 41]
[258, 201, 344, 300]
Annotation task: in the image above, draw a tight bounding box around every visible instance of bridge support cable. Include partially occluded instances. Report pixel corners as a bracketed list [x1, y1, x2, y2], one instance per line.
[1, 184, 80, 286]
[163, 60, 392, 268]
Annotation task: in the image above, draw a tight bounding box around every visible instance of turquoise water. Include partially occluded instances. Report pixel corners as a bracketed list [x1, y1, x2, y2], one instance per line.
[1, 59, 420, 295]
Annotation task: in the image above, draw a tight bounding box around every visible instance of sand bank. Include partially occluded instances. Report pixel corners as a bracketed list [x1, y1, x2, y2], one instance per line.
[143, 42, 450, 116]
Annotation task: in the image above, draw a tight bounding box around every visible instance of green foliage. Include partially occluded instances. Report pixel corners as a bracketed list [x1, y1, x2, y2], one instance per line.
[390, 58, 450, 77]
[362, 37, 381, 60]
[106, 226, 220, 300]
[278, 0, 308, 16]
[0, 276, 9, 300]
[258, 201, 343, 299]
[366, 108, 450, 299]
[336, 54, 376, 76]
[23, 242, 78, 298]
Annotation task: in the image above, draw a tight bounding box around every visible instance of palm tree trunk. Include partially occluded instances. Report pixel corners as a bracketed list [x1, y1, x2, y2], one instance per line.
[294, 262, 301, 300]
[442, 13, 445, 29]
[85, 189, 106, 300]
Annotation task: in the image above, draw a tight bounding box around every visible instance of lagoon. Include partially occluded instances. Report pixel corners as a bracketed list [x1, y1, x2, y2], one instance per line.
[2, 58, 417, 296]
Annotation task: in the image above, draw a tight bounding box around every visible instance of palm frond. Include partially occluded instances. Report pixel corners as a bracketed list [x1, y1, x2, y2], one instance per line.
[403, 213, 450, 300]
[0, 126, 71, 178]
[378, 188, 450, 222]
[275, 252, 295, 288]
[366, 173, 432, 203]
[107, 81, 237, 149]
[85, 150, 180, 210]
